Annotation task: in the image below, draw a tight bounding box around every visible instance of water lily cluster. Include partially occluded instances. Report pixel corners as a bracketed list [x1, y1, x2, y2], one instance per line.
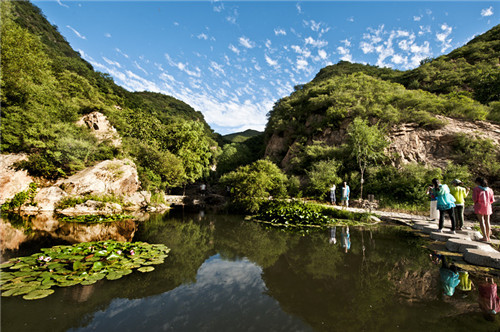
[0, 240, 170, 300]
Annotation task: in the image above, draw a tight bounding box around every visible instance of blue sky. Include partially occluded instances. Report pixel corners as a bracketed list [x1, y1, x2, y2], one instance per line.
[33, 1, 498, 135]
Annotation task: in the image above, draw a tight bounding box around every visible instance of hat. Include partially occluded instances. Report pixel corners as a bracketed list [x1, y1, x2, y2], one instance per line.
[451, 179, 462, 185]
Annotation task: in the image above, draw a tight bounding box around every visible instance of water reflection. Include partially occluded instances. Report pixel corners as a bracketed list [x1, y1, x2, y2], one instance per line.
[1, 210, 499, 332]
[0, 213, 136, 260]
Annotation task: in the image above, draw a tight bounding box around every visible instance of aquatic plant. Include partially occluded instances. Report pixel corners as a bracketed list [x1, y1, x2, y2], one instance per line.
[0, 240, 170, 300]
[254, 200, 375, 229]
[58, 214, 134, 224]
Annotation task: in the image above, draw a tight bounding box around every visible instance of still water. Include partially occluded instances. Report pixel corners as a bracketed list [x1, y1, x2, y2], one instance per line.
[1, 210, 499, 332]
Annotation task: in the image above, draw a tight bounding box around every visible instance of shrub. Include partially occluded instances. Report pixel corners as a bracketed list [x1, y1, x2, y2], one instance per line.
[220, 159, 288, 213]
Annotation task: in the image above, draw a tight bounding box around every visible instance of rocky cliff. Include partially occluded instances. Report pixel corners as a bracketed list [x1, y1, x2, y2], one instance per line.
[265, 115, 500, 171]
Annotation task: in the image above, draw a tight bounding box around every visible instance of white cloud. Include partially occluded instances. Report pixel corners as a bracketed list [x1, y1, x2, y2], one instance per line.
[291, 45, 311, 58]
[115, 48, 129, 59]
[134, 61, 148, 75]
[337, 46, 352, 62]
[360, 24, 430, 69]
[228, 44, 240, 55]
[102, 57, 121, 68]
[239, 36, 255, 49]
[197, 33, 208, 40]
[213, 1, 224, 13]
[418, 25, 431, 36]
[305, 36, 328, 48]
[318, 49, 328, 60]
[66, 25, 86, 40]
[481, 6, 494, 17]
[104, 33, 112, 38]
[413, 15, 422, 22]
[303, 20, 330, 36]
[173, 22, 179, 26]
[274, 28, 286, 36]
[296, 3, 302, 14]
[341, 39, 351, 47]
[436, 23, 452, 53]
[265, 39, 272, 49]
[165, 53, 201, 77]
[296, 58, 309, 71]
[56, 0, 69, 8]
[209, 61, 225, 77]
[226, 9, 238, 24]
[265, 54, 278, 67]
[391, 54, 407, 65]
[347, 16, 354, 22]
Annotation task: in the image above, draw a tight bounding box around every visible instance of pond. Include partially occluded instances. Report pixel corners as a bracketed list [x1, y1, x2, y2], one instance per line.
[1, 209, 499, 331]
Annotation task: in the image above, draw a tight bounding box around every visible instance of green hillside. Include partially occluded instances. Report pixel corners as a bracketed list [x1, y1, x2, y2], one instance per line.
[264, 24, 500, 209]
[0, 0, 217, 191]
[223, 129, 263, 143]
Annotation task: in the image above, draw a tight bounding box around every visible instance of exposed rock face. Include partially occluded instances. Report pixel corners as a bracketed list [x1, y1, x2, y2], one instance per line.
[57, 159, 140, 197]
[265, 115, 500, 170]
[31, 159, 140, 212]
[76, 111, 121, 147]
[388, 116, 500, 168]
[0, 154, 33, 205]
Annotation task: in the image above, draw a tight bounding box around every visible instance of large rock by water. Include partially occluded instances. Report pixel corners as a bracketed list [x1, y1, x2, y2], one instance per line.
[0, 154, 33, 205]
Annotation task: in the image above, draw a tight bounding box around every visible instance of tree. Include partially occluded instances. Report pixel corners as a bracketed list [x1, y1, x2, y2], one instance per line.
[220, 159, 288, 213]
[306, 159, 341, 199]
[347, 117, 388, 199]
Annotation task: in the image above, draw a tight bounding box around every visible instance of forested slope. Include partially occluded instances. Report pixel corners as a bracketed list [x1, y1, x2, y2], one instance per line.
[1, 0, 217, 191]
[264, 24, 500, 208]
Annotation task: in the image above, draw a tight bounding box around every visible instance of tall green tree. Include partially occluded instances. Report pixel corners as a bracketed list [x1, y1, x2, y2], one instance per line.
[347, 117, 388, 199]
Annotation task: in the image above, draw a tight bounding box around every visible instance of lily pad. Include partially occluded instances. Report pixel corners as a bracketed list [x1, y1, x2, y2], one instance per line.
[23, 289, 54, 300]
[0, 262, 15, 268]
[1, 240, 170, 300]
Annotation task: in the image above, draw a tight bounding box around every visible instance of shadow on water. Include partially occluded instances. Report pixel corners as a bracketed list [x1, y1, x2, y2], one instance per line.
[1, 209, 500, 331]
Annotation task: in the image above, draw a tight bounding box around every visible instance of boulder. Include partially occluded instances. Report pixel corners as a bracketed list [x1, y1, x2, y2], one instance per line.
[0, 154, 33, 205]
[57, 159, 140, 197]
[34, 186, 67, 211]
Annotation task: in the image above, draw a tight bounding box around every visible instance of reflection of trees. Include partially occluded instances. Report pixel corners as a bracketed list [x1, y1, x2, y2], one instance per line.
[260, 226, 468, 331]
[213, 217, 295, 269]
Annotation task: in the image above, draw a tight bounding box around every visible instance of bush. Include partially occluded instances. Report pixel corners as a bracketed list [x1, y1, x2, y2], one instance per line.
[1, 182, 38, 211]
[220, 159, 288, 213]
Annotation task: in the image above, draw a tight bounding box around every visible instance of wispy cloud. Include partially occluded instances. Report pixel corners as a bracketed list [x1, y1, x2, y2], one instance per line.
[239, 36, 255, 49]
[481, 6, 494, 17]
[413, 15, 422, 22]
[265, 54, 279, 67]
[274, 28, 287, 36]
[228, 44, 240, 55]
[360, 25, 430, 68]
[296, 3, 302, 14]
[436, 23, 452, 53]
[165, 53, 201, 77]
[56, 0, 69, 8]
[305, 36, 328, 48]
[115, 48, 129, 59]
[197, 33, 208, 40]
[104, 33, 112, 38]
[102, 57, 121, 68]
[337, 46, 352, 62]
[66, 25, 86, 40]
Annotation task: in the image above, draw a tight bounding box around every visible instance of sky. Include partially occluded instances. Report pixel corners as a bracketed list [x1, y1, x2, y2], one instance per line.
[33, 1, 499, 135]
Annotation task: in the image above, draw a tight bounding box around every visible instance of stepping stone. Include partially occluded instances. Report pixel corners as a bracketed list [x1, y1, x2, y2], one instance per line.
[421, 224, 439, 234]
[445, 238, 495, 253]
[412, 221, 429, 230]
[464, 248, 500, 269]
[429, 231, 469, 242]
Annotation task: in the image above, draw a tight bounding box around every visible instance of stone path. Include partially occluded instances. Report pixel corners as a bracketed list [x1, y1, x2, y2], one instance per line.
[326, 204, 500, 270]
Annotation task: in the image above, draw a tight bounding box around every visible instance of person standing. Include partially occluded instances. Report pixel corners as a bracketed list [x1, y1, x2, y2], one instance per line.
[472, 177, 495, 243]
[450, 179, 470, 231]
[341, 182, 350, 208]
[432, 178, 456, 233]
[330, 184, 336, 205]
[426, 186, 439, 221]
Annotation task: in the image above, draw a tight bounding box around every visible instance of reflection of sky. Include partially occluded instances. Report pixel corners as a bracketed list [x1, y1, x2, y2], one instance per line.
[70, 255, 313, 332]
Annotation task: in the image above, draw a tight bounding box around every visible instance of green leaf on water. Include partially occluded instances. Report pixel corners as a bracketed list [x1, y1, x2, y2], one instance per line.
[23, 289, 54, 300]
[138, 266, 154, 273]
